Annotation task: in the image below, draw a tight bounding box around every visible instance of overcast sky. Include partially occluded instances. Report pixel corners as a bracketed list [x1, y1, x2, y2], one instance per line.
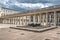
[0, 0, 60, 11]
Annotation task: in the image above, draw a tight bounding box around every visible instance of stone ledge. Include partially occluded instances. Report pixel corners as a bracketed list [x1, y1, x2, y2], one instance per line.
[10, 26, 57, 32]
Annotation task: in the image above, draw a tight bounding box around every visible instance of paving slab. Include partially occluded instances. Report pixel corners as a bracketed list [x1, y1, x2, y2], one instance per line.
[0, 27, 60, 40]
[0, 24, 59, 40]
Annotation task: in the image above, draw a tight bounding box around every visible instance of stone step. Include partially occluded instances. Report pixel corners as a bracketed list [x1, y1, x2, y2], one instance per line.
[10, 26, 57, 32]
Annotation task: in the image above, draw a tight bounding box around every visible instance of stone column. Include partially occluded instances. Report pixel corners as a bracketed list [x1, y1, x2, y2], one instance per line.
[3, 19, 5, 24]
[8, 19, 9, 24]
[26, 16, 27, 26]
[0, 19, 2, 23]
[40, 13, 41, 23]
[46, 12, 48, 26]
[15, 17, 16, 25]
[54, 11, 57, 26]
[16, 17, 17, 25]
[3, 19, 4, 24]
[29, 16, 31, 22]
[10, 19, 12, 23]
[18, 17, 20, 25]
[5, 19, 6, 24]
[20, 17, 21, 25]
[22, 17, 23, 26]
[13, 18, 15, 24]
[10, 18, 11, 24]
[6, 19, 7, 24]
[9, 18, 10, 24]
[33, 15, 35, 22]
[43, 14, 44, 23]
[38, 15, 40, 22]
[23, 16, 24, 26]
[4, 19, 5, 24]
[9, 18, 11, 24]
[17, 17, 18, 25]
[17, 17, 19, 25]
[11, 18, 13, 24]
[26, 16, 28, 25]
[13, 18, 14, 24]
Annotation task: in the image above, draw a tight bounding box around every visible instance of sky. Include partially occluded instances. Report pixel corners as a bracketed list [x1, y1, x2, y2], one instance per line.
[0, 0, 60, 11]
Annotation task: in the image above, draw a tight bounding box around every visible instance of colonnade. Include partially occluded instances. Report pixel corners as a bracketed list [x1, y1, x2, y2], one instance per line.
[1, 12, 57, 26]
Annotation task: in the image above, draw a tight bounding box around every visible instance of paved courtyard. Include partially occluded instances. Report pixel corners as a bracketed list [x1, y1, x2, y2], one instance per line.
[0, 24, 17, 28]
[0, 24, 60, 40]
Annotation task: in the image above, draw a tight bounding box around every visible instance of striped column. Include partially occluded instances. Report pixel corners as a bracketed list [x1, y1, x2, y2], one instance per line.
[40, 13, 41, 23]
[54, 11, 57, 26]
[33, 15, 35, 22]
[46, 12, 48, 26]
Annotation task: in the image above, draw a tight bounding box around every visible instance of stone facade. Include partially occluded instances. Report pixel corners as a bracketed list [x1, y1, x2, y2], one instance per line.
[0, 7, 20, 17]
[0, 5, 60, 26]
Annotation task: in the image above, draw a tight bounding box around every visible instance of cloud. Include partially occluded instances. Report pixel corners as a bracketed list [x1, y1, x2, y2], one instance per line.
[0, 0, 59, 11]
[17, 0, 51, 3]
[15, 2, 54, 9]
[15, 3, 44, 8]
[0, 0, 8, 4]
[0, 0, 52, 8]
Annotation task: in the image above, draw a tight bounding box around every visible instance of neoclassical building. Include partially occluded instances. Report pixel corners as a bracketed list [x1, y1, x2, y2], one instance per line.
[0, 5, 60, 27]
[0, 7, 20, 17]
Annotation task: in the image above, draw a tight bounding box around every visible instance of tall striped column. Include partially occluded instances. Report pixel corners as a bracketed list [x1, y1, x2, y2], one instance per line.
[54, 11, 57, 26]
[33, 15, 36, 22]
[46, 12, 48, 26]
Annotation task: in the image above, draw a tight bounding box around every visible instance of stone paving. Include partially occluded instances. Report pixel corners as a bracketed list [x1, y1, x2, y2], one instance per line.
[0, 24, 60, 40]
[0, 24, 17, 28]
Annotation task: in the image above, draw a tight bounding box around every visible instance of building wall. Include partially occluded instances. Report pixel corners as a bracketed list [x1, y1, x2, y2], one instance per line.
[0, 7, 20, 17]
[1, 6, 60, 26]
[0, 12, 56, 27]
